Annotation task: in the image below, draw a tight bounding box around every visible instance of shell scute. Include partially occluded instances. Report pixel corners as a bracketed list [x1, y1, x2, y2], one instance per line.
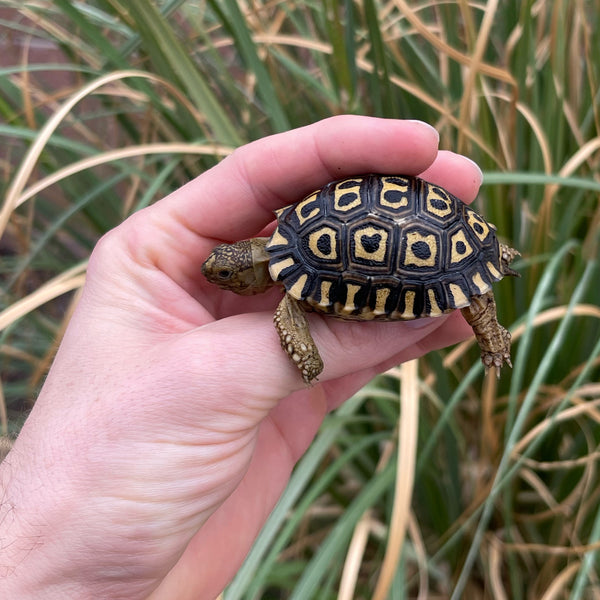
[398, 227, 442, 274]
[374, 176, 416, 218]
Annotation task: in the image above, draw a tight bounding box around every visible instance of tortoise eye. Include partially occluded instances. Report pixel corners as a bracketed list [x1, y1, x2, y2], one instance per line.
[217, 269, 233, 280]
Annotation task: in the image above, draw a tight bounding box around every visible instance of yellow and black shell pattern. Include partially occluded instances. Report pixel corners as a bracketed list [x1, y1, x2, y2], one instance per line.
[265, 174, 503, 320]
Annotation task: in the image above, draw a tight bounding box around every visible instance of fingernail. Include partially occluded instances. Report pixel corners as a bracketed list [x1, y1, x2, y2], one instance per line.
[460, 155, 484, 184]
[406, 120, 439, 141]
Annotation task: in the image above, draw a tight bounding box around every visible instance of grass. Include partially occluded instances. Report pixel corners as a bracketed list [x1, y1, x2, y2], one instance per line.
[1, 0, 600, 598]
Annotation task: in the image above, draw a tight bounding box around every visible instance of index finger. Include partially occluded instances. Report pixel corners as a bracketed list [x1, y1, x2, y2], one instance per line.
[164, 115, 441, 242]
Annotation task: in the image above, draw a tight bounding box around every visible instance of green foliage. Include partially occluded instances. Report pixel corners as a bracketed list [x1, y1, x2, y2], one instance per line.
[1, 1, 600, 597]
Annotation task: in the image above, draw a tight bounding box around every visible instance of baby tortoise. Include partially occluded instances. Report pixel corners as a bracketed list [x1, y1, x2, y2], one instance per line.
[202, 174, 519, 383]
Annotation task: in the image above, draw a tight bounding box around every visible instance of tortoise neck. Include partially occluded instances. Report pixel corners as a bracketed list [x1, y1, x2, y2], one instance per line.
[249, 237, 275, 293]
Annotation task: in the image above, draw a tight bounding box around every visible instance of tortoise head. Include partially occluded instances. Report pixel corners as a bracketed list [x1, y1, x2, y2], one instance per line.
[201, 238, 274, 296]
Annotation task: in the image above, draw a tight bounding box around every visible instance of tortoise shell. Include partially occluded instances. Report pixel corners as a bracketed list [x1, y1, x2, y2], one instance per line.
[265, 174, 503, 320]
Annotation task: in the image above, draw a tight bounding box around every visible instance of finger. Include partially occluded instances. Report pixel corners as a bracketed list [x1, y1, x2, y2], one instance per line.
[106, 116, 441, 300]
[418, 150, 483, 204]
[157, 115, 441, 242]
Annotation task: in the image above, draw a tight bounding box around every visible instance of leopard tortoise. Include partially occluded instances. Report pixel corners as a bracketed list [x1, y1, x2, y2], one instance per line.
[202, 174, 519, 383]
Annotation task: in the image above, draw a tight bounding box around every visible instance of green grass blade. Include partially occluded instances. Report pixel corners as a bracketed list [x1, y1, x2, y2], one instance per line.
[451, 253, 597, 599]
[289, 461, 396, 600]
[208, 0, 289, 132]
[107, 0, 242, 145]
[245, 429, 389, 598]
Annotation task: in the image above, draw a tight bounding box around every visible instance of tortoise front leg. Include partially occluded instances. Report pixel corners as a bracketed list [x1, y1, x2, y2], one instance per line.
[461, 290, 512, 374]
[273, 293, 324, 384]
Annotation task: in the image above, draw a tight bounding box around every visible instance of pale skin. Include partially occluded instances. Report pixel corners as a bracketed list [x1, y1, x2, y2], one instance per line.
[0, 116, 484, 600]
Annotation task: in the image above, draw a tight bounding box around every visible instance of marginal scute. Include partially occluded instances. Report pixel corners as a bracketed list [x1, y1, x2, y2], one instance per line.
[449, 282, 469, 308]
[427, 288, 443, 316]
[317, 280, 333, 309]
[287, 273, 309, 300]
[266, 229, 289, 249]
[399, 289, 417, 319]
[373, 287, 391, 315]
[341, 283, 361, 315]
[471, 271, 491, 295]
[486, 260, 502, 280]
[268, 256, 295, 280]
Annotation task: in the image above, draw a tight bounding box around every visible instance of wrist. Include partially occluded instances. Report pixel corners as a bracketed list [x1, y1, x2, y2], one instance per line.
[0, 435, 92, 599]
[0, 419, 179, 600]
[0, 451, 57, 598]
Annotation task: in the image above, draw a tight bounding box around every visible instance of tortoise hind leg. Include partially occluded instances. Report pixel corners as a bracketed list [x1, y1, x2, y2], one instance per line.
[461, 290, 512, 375]
[274, 293, 324, 384]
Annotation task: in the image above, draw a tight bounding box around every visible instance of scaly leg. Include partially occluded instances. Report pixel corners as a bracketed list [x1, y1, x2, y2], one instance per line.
[461, 290, 512, 375]
[273, 294, 324, 384]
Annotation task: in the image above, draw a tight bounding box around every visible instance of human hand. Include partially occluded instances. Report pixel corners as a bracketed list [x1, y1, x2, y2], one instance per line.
[0, 116, 481, 600]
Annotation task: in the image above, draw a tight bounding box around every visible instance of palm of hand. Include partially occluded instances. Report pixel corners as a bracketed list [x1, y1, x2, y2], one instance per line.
[4, 117, 481, 600]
